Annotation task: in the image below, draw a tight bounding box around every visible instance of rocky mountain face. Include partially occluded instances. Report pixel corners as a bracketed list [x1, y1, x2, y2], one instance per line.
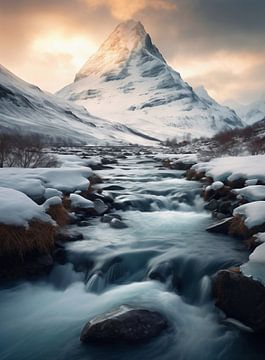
[0, 64, 157, 145]
[57, 20, 243, 141]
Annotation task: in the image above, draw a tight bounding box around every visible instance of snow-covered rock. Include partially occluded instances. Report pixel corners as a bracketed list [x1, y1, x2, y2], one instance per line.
[233, 185, 265, 202]
[69, 193, 94, 209]
[233, 201, 265, 229]
[0, 167, 93, 199]
[192, 155, 265, 183]
[206, 181, 224, 192]
[0, 187, 53, 227]
[57, 20, 243, 141]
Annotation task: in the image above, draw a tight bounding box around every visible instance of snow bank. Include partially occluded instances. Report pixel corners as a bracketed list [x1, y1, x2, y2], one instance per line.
[233, 201, 265, 229]
[0, 167, 92, 198]
[192, 155, 265, 183]
[233, 185, 265, 202]
[0, 187, 52, 227]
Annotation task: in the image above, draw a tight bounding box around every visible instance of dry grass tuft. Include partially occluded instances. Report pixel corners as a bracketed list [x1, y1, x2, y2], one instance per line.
[46, 204, 70, 226]
[229, 215, 249, 239]
[0, 220, 56, 260]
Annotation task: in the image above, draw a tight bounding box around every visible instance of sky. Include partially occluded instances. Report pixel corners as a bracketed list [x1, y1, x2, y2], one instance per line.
[0, 0, 264, 104]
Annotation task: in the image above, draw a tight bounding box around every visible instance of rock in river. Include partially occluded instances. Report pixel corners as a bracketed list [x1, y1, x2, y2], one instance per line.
[213, 270, 265, 332]
[109, 218, 128, 229]
[80, 305, 168, 344]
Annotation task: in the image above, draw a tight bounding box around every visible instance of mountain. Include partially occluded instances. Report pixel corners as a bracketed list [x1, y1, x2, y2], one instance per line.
[57, 19, 243, 141]
[0, 64, 158, 145]
[232, 99, 265, 126]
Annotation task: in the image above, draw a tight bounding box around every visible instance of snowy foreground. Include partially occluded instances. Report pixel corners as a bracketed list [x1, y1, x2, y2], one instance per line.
[191, 154, 265, 283]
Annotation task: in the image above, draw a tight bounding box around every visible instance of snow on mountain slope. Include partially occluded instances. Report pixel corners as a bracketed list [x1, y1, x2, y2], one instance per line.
[0, 64, 158, 145]
[239, 100, 265, 126]
[57, 20, 243, 140]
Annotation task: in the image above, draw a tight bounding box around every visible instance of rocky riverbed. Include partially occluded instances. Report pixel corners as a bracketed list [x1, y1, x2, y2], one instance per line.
[1, 146, 265, 360]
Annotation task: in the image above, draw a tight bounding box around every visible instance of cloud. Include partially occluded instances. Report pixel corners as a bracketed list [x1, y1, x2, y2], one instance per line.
[87, 0, 176, 20]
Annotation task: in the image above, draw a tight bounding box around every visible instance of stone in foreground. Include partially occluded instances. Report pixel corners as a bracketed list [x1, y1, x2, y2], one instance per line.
[213, 270, 265, 332]
[80, 305, 168, 344]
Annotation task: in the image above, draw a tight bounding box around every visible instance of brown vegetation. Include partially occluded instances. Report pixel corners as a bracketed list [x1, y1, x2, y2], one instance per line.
[229, 215, 249, 238]
[46, 203, 70, 226]
[0, 220, 56, 260]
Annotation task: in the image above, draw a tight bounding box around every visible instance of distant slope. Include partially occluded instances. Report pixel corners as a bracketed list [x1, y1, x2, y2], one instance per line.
[0, 65, 158, 145]
[57, 19, 243, 141]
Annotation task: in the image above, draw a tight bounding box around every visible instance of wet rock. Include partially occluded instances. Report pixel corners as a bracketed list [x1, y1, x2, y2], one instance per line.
[172, 161, 196, 171]
[78, 221, 90, 227]
[56, 230, 83, 243]
[148, 262, 173, 283]
[228, 178, 246, 189]
[213, 270, 265, 332]
[103, 185, 125, 191]
[206, 217, 233, 234]
[101, 157, 118, 165]
[109, 218, 128, 229]
[101, 213, 122, 223]
[148, 262, 181, 290]
[80, 305, 168, 344]
[94, 199, 109, 215]
[204, 199, 219, 211]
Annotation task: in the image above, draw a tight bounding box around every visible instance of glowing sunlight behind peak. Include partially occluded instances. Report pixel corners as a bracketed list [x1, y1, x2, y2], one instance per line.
[32, 33, 97, 67]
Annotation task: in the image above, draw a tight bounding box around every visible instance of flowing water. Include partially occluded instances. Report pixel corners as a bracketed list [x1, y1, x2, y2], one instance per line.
[0, 152, 264, 360]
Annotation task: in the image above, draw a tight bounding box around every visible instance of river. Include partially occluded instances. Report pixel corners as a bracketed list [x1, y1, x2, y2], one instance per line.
[1, 151, 264, 360]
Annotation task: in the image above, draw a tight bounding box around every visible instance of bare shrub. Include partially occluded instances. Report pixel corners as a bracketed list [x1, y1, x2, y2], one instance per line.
[0, 133, 58, 168]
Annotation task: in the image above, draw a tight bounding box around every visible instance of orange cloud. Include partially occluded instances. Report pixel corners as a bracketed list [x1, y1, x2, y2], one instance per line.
[86, 0, 176, 20]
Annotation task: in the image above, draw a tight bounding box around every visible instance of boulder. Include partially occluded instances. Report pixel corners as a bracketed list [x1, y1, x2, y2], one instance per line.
[213, 270, 265, 332]
[80, 305, 168, 343]
[206, 217, 233, 234]
[109, 218, 128, 229]
[101, 214, 122, 223]
[94, 199, 109, 215]
[56, 230, 83, 243]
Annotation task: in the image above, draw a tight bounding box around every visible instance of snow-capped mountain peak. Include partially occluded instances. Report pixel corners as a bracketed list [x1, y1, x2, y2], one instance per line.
[75, 19, 165, 82]
[58, 20, 243, 140]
